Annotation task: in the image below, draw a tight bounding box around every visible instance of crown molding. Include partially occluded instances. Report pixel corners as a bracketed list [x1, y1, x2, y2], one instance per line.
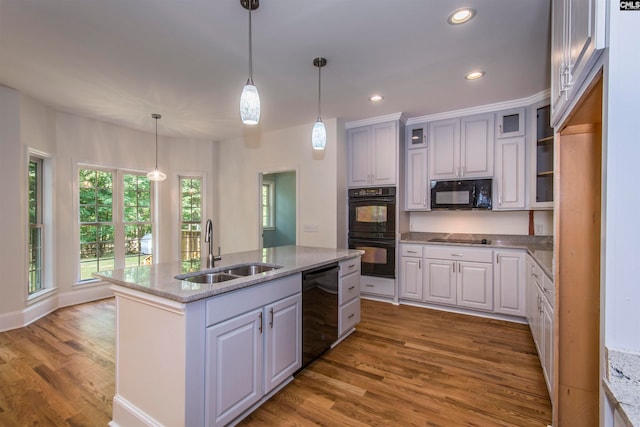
[345, 112, 407, 129]
[405, 89, 551, 125]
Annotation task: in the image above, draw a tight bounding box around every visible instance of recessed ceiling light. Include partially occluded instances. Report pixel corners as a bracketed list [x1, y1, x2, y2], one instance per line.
[369, 94, 384, 102]
[448, 8, 476, 25]
[465, 71, 485, 80]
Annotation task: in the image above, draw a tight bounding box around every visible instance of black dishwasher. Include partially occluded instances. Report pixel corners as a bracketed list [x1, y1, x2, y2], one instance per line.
[300, 263, 339, 369]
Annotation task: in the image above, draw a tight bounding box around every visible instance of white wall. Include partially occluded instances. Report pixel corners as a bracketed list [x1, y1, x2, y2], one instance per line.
[0, 89, 216, 330]
[0, 86, 24, 315]
[604, 6, 640, 353]
[217, 118, 341, 254]
[409, 209, 553, 236]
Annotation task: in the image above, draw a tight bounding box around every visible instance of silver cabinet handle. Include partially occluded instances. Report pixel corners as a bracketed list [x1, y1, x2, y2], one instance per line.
[348, 313, 355, 319]
[451, 253, 464, 257]
[269, 308, 274, 328]
[348, 286, 355, 291]
[418, 260, 421, 269]
[499, 124, 503, 135]
[259, 312, 263, 334]
[407, 250, 417, 254]
[365, 284, 374, 287]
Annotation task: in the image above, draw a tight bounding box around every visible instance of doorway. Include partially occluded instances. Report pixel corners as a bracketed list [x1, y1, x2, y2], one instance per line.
[259, 170, 297, 249]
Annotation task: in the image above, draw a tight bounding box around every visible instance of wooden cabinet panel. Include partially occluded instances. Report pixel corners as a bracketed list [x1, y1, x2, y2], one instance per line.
[400, 256, 422, 300]
[494, 251, 526, 316]
[460, 114, 494, 178]
[347, 127, 371, 187]
[405, 147, 429, 210]
[429, 118, 459, 180]
[424, 259, 456, 305]
[495, 137, 526, 210]
[457, 261, 493, 311]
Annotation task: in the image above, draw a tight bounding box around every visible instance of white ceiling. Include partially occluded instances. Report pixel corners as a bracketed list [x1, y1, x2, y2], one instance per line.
[0, 0, 551, 141]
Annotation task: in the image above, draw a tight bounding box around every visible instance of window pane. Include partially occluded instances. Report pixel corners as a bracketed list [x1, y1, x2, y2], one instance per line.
[78, 168, 114, 281]
[180, 177, 202, 265]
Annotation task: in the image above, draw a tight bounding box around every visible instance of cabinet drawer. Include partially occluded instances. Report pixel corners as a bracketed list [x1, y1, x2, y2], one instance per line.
[400, 244, 423, 257]
[360, 276, 395, 297]
[542, 273, 555, 309]
[339, 273, 360, 305]
[339, 298, 360, 336]
[423, 245, 493, 263]
[340, 258, 361, 277]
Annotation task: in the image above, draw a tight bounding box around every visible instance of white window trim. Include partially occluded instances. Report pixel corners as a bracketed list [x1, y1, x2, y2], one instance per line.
[26, 147, 55, 302]
[262, 180, 275, 230]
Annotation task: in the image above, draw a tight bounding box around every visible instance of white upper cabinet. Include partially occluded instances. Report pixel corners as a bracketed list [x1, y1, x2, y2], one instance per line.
[348, 121, 398, 187]
[429, 113, 494, 180]
[406, 123, 428, 149]
[551, 0, 606, 125]
[496, 107, 525, 138]
[405, 147, 429, 210]
[494, 137, 526, 210]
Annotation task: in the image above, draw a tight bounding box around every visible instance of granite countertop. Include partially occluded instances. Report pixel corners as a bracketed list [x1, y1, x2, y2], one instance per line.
[605, 349, 640, 426]
[93, 245, 363, 303]
[400, 232, 554, 277]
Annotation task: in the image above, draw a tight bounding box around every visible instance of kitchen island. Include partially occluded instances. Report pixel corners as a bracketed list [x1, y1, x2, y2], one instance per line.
[94, 245, 362, 427]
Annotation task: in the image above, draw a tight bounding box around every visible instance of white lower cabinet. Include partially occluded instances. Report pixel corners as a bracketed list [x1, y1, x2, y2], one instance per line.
[494, 250, 526, 316]
[338, 257, 361, 337]
[400, 245, 495, 312]
[205, 280, 302, 427]
[526, 255, 554, 399]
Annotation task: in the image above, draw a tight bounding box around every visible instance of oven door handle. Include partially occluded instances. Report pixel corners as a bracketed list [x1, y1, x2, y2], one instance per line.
[350, 239, 396, 246]
[350, 197, 396, 204]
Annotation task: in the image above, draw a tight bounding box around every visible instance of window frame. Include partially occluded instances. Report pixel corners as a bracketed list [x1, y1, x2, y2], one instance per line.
[262, 179, 275, 230]
[28, 156, 44, 295]
[179, 176, 203, 272]
[77, 165, 155, 284]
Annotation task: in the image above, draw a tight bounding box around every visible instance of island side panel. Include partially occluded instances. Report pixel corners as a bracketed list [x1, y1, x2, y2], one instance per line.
[112, 287, 189, 427]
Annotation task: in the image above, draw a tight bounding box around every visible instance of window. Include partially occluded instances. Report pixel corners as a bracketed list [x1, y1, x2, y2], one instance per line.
[28, 157, 44, 294]
[180, 177, 202, 271]
[78, 167, 153, 282]
[79, 168, 114, 281]
[123, 173, 152, 266]
[262, 180, 275, 230]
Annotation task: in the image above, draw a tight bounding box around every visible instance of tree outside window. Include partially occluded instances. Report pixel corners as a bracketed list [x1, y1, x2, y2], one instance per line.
[180, 177, 202, 272]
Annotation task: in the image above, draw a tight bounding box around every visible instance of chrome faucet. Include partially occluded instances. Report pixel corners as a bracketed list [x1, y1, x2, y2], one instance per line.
[204, 219, 221, 268]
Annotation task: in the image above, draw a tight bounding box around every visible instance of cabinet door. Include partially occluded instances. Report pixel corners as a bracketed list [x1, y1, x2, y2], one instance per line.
[424, 259, 456, 305]
[542, 297, 554, 398]
[371, 122, 397, 186]
[457, 261, 494, 311]
[206, 308, 263, 427]
[567, 0, 596, 91]
[348, 127, 372, 187]
[551, 0, 567, 119]
[496, 108, 525, 138]
[429, 118, 460, 180]
[460, 113, 494, 178]
[525, 259, 538, 335]
[494, 251, 526, 316]
[405, 147, 429, 210]
[264, 293, 302, 393]
[400, 256, 422, 300]
[495, 137, 526, 210]
[407, 123, 428, 149]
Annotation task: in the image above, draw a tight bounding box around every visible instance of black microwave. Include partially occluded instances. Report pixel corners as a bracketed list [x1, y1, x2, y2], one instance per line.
[430, 179, 492, 210]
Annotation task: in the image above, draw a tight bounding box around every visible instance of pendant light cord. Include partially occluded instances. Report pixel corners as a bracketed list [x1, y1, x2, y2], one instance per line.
[317, 64, 322, 120]
[154, 116, 158, 169]
[248, 2, 253, 84]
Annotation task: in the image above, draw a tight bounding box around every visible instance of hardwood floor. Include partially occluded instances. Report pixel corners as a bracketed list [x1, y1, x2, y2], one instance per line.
[0, 298, 551, 426]
[240, 299, 552, 426]
[0, 299, 115, 426]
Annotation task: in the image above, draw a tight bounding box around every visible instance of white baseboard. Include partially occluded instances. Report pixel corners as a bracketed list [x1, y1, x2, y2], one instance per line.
[0, 283, 114, 332]
[112, 394, 164, 427]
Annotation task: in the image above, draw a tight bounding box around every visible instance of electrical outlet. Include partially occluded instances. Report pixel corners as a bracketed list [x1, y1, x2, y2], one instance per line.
[535, 223, 543, 235]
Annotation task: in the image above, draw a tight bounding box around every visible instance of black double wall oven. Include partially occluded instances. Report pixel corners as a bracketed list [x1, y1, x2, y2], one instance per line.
[348, 187, 396, 279]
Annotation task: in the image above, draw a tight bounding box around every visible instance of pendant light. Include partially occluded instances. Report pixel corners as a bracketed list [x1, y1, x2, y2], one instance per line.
[311, 57, 327, 150]
[147, 113, 166, 182]
[240, 0, 260, 125]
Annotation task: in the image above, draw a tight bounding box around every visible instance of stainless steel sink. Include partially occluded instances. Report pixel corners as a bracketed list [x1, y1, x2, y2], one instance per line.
[175, 263, 282, 284]
[181, 273, 239, 284]
[223, 264, 280, 276]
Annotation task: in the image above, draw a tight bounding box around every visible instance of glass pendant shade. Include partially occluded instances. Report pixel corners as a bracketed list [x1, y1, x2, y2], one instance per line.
[147, 168, 167, 182]
[311, 119, 327, 150]
[240, 82, 260, 125]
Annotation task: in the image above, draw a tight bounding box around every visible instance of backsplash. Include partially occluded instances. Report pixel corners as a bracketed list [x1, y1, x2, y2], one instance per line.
[409, 210, 553, 236]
